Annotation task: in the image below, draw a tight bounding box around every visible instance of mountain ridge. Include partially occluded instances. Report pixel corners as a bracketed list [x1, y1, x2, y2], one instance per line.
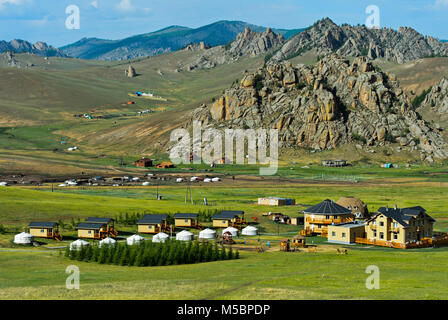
[59, 20, 306, 61]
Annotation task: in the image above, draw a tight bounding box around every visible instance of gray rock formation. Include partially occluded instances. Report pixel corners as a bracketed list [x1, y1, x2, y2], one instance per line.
[271, 18, 448, 64]
[0, 39, 67, 57]
[0, 51, 20, 68]
[190, 54, 448, 159]
[183, 27, 285, 71]
[421, 78, 448, 114]
[125, 65, 137, 77]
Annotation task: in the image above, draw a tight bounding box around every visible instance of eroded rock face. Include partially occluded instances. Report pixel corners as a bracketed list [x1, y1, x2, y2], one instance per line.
[183, 27, 285, 71]
[190, 54, 448, 159]
[271, 18, 448, 64]
[0, 39, 67, 57]
[421, 78, 448, 114]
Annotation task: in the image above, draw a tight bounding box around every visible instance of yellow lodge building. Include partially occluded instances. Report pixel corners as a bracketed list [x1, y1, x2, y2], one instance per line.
[302, 199, 354, 237]
[137, 214, 169, 234]
[365, 206, 435, 244]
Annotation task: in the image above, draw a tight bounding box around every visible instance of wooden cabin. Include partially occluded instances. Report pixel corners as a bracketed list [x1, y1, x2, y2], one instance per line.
[137, 214, 169, 234]
[327, 221, 367, 244]
[155, 161, 175, 169]
[85, 217, 117, 237]
[28, 222, 62, 241]
[258, 197, 296, 206]
[302, 199, 354, 237]
[77, 222, 108, 240]
[173, 213, 200, 228]
[212, 211, 246, 228]
[135, 158, 153, 168]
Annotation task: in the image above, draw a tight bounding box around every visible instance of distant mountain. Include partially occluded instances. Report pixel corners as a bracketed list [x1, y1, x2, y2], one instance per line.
[59, 21, 306, 61]
[271, 18, 448, 64]
[0, 39, 67, 57]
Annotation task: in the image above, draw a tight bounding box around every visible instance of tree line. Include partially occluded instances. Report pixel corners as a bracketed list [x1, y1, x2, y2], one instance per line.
[65, 240, 239, 267]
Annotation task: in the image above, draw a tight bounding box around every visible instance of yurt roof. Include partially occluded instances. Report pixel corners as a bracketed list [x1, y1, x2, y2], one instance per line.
[200, 228, 216, 234]
[336, 197, 367, 213]
[243, 226, 257, 231]
[177, 230, 193, 236]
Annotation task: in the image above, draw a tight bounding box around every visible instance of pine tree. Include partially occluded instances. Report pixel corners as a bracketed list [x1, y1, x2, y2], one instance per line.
[64, 245, 70, 258]
[220, 245, 227, 260]
[84, 245, 93, 261]
[212, 242, 219, 261]
[227, 246, 234, 260]
[120, 245, 129, 266]
[235, 249, 240, 260]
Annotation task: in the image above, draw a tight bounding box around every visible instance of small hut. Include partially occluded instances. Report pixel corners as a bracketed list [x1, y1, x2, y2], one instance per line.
[152, 232, 169, 243]
[134, 158, 153, 168]
[336, 197, 370, 220]
[99, 237, 116, 247]
[173, 213, 199, 228]
[222, 227, 239, 237]
[199, 228, 216, 240]
[242, 226, 258, 236]
[176, 230, 194, 241]
[13, 232, 34, 245]
[127, 234, 145, 245]
[69, 239, 90, 251]
[155, 161, 175, 169]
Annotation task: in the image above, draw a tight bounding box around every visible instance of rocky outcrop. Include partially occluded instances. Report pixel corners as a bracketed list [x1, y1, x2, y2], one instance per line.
[0, 39, 67, 57]
[227, 27, 285, 57]
[184, 42, 211, 51]
[183, 27, 285, 71]
[125, 65, 137, 77]
[271, 18, 448, 64]
[0, 51, 20, 68]
[421, 78, 448, 114]
[190, 54, 448, 160]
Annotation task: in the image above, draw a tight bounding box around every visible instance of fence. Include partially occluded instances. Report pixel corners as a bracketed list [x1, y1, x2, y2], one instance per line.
[355, 234, 448, 249]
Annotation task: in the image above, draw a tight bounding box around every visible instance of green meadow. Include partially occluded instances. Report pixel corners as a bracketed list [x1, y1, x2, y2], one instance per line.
[0, 174, 448, 300]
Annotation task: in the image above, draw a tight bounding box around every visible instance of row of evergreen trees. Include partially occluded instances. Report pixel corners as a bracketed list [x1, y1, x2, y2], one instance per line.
[65, 240, 239, 267]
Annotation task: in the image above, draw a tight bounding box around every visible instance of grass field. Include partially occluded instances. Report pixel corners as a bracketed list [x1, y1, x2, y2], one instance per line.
[0, 172, 448, 300]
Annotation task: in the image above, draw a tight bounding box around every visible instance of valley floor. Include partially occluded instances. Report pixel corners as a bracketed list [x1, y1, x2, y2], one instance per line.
[0, 173, 447, 300]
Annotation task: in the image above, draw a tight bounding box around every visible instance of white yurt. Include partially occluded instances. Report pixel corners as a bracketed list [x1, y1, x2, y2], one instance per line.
[127, 234, 145, 245]
[199, 228, 216, 240]
[142, 182, 150, 186]
[212, 177, 221, 182]
[242, 226, 258, 236]
[176, 230, 194, 241]
[222, 227, 239, 237]
[13, 232, 34, 245]
[69, 239, 90, 251]
[203, 178, 212, 183]
[152, 232, 170, 243]
[99, 237, 116, 247]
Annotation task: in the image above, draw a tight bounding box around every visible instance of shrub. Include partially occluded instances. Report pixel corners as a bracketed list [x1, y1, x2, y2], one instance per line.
[412, 88, 431, 109]
[351, 133, 367, 144]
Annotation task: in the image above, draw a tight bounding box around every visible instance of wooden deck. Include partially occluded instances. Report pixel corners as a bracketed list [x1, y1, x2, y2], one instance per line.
[355, 234, 448, 249]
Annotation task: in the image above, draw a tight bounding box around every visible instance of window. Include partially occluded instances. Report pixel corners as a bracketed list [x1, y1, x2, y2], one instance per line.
[374, 231, 377, 237]
[326, 215, 330, 220]
[380, 232, 384, 239]
[88, 230, 91, 234]
[373, 221, 376, 226]
[342, 233, 346, 238]
[41, 229, 45, 233]
[394, 233, 398, 240]
[393, 222, 399, 229]
[380, 221, 384, 227]
[185, 219, 189, 223]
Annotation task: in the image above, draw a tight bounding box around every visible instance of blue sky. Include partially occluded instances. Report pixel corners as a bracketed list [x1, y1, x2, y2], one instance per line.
[0, 0, 447, 47]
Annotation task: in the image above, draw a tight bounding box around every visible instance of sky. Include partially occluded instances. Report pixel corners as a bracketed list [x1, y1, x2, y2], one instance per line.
[0, 0, 447, 47]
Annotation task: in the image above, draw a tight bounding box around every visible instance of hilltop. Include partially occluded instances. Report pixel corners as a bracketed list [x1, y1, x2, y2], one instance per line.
[271, 18, 448, 64]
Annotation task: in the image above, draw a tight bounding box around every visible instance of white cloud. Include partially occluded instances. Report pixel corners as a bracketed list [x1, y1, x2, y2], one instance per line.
[91, 1, 98, 9]
[0, 0, 31, 10]
[434, 0, 448, 8]
[116, 0, 135, 12]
